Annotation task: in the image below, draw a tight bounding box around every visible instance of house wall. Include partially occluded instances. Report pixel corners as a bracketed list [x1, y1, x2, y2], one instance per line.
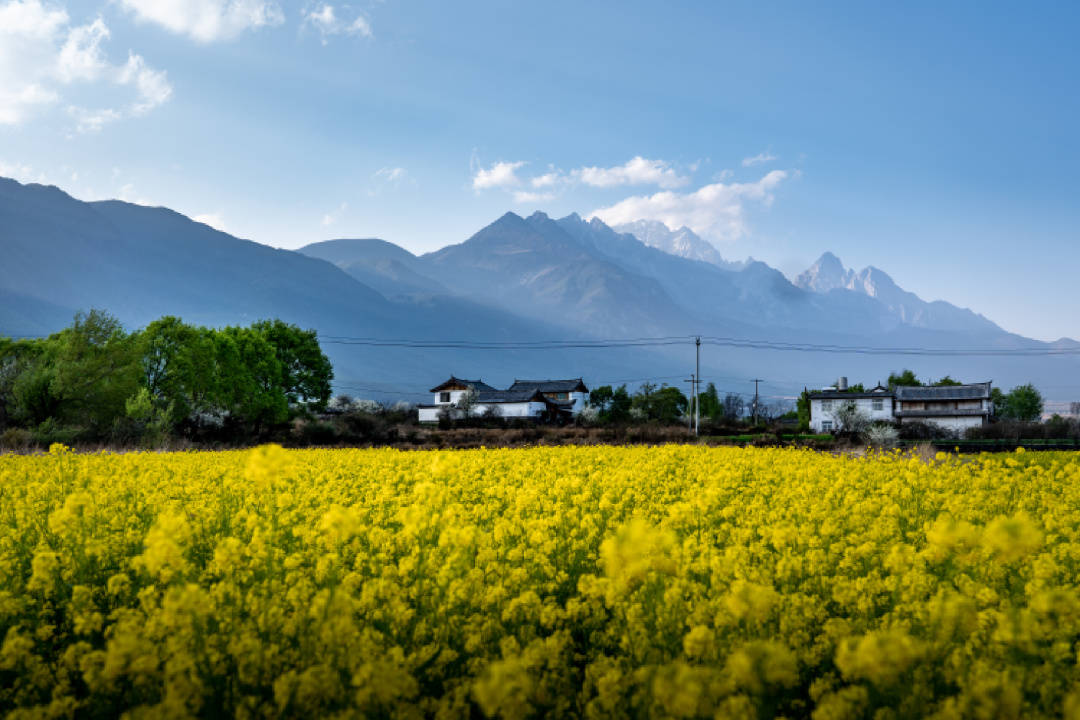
[898, 415, 985, 433]
[568, 391, 587, 414]
[473, 402, 546, 418]
[433, 389, 469, 406]
[418, 401, 546, 422]
[810, 397, 894, 432]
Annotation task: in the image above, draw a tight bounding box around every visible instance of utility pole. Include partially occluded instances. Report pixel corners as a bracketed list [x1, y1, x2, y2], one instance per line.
[751, 378, 763, 425]
[695, 336, 700, 436]
[684, 374, 695, 433]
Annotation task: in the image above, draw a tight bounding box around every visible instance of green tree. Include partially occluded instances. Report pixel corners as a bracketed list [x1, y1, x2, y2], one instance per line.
[699, 382, 721, 420]
[933, 375, 962, 386]
[1000, 384, 1044, 422]
[887, 369, 922, 388]
[137, 317, 218, 428]
[609, 385, 632, 422]
[49, 310, 140, 436]
[252, 320, 333, 410]
[797, 389, 811, 431]
[632, 383, 687, 423]
[215, 328, 288, 432]
[589, 386, 614, 412]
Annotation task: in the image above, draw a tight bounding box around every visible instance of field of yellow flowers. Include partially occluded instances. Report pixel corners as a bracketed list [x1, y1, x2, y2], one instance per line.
[3, 444, 1080, 718]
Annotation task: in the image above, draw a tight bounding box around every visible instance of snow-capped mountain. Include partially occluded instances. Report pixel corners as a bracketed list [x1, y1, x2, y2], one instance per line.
[612, 219, 743, 270]
[796, 252, 1001, 334]
[793, 251, 854, 293]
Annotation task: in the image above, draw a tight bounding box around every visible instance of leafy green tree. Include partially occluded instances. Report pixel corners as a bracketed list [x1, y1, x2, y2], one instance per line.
[990, 387, 1007, 414]
[1000, 384, 1044, 422]
[887, 369, 922, 388]
[49, 310, 140, 436]
[137, 317, 218, 428]
[215, 328, 288, 432]
[844, 383, 866, 393]
[933, 375, 962, 386]
[587, 384, 632, 423]
[797, 389, 811, 430]
[698, 383, 721, 420]
[609, 385, 632, 423]
[589, 386, 614, 412]
[632, 383, 687, 423]
[252, 320, 333, 410]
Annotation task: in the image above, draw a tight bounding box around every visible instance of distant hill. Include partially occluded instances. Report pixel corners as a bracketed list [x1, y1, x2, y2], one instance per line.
[299, 238, 449, 298]
[2, 176, 1077, 402]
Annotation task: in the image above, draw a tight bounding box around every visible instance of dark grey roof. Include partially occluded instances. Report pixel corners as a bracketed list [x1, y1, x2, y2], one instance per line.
[429, 376, 499, 393]
[810, 390, 893, 400]
[895, 383, 991, 401]
[475, 389, 551, 404]
[508, 378, 588, 393]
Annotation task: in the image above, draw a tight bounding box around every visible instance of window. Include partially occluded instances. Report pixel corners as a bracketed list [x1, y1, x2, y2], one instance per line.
[822, 421, 833, 431]
[872, 399, 883, 411]
[821, 400, 832, 410]
[439, 392, 451, 403]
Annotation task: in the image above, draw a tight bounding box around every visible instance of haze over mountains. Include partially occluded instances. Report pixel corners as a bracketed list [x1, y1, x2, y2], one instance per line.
[2, 176, 1078, 403]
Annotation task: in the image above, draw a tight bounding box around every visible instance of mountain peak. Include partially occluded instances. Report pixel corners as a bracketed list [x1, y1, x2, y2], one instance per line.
[612, 219, 732, 267]
[794, 252, 852, 292]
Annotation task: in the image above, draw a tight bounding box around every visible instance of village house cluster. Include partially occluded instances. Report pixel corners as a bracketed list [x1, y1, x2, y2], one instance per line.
[807, 378, 994, 433]
[418, 377, 589, 423]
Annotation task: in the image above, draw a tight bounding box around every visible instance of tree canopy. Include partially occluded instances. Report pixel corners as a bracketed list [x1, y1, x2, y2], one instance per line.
[0, 311, 333, 445]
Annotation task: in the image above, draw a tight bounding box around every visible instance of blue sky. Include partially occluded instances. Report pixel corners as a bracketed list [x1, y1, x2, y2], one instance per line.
[2, 0, 1078, 341]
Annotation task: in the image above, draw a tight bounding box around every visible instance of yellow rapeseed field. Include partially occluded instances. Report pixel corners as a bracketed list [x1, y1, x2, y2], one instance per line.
[3, 444, 1080, 719]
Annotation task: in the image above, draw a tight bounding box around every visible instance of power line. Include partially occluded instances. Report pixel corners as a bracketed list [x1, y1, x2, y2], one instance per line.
[316, 333, 1080, 357]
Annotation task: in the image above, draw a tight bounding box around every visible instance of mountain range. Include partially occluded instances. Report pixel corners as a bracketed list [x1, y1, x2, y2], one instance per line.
[1, 175, 1077, 403]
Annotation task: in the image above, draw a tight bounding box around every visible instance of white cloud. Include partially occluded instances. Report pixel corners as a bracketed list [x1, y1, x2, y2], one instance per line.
[117, 182, 154, 205]
[321, 201, 347, 227]
[118, 0, 284, 43]
[742, 151, 777, 167]
[573, 156, 688, 189]
[118, 53, 172, 115]
[303, 4, 372, 44]
[530, 171, 562, 188]
[0, 159, 48, 184]
[194, 212, 227, 231]
[590, 170, 789, 244]
[472, 160, 526, 190]
[513, 190, 555, 204]
[0, 1, 171, 130]
[56, 17, 109, 82]
[375, 166, 407, 183]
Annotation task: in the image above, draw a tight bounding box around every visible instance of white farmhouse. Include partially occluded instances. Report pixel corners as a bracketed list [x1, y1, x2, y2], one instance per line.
[808, 380, 994, 433]
[417, 376, 588, 423]
[506, 379, 589, 414]
[808, 384, 895, 432]
[894, 383, 992, 433]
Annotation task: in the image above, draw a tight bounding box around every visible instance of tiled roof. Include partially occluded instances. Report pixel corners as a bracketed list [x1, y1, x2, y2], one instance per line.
[810, 389, 893, 400]
[474, 390, 551, 404]
[429, 376, 499, 393]
[895, 383, 992, 401]
[508, 378, 588, 393]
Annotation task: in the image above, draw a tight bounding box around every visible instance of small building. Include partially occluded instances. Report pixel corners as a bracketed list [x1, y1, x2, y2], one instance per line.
[507, 379, 589, 415]
[417, 376, 588, 423]
[808, 385, 894, 433]
[808, 379, 994, 434]
[894, 382, 992, 433]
